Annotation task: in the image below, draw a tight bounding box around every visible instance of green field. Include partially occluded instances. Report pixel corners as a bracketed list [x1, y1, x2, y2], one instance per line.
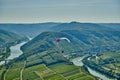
[23, 64, 47, 80]
[48, 63, 79, 74]
[3, 62, 97, 80]
[25, 50, 65, 67]
[5, 61, 25, 80]
[48, 63, 96, 80]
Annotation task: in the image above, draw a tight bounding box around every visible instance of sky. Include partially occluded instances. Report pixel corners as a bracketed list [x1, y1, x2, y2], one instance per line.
[0, 0, 120, 23]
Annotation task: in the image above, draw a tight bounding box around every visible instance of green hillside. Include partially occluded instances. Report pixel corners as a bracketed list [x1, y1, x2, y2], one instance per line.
[20, 31, 85, 58]
[20, 28, 120, 60]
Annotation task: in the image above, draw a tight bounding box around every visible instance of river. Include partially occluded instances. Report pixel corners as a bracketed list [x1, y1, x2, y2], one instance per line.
[0, 41, 27, 65]
[72, 56, 117, 80]
[8, 42, 27, 60]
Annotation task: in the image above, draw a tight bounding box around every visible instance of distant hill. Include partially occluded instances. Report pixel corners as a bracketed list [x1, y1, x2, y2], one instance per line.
[51, 22, 115, 31]
[100, 23, 120, 31]
[0, 22, 60, 36]
[0, 29, 27, 44]
[0, 22, 120, 37]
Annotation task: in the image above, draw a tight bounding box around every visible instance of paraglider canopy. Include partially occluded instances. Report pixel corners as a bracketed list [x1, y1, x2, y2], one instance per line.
[55, 37, 70, 44]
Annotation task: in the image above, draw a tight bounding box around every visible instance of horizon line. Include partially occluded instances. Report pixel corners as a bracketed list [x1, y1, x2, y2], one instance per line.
[0, 21, 120, 24]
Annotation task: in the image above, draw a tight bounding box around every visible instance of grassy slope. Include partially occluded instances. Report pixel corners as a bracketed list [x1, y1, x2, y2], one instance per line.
[23, 64, 47, 80]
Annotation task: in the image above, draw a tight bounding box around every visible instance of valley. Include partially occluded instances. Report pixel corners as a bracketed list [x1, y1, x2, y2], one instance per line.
[0, 22, 120, 80]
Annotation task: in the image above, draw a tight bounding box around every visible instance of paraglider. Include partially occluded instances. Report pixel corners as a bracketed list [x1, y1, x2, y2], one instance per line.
[55, 37, 70, 45]
[55, 37, 70, 54]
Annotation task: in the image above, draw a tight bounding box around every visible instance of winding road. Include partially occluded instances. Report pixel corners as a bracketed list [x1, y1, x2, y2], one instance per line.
[20, 61, 26, 80]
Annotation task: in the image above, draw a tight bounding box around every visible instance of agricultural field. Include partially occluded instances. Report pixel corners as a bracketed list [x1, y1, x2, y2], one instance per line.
[23, 63, 96, 80]
[23, 64, 47, 80]
[25, 50, 65, 67]
[5, 61, 25, 80]
[48, 63, 79, 74]
[48, 63, 96, 80]
[3, 61, 97, 80]
[23, 63, 65, 80]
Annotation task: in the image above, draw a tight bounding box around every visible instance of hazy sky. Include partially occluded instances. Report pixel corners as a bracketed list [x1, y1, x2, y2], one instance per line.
[0, 0, 120, 23]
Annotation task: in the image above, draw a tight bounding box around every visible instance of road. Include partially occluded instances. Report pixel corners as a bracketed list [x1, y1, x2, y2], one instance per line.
[20, 61, 26, 80]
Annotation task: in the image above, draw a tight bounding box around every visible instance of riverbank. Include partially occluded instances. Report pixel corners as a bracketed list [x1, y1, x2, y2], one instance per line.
[72, 56, 117, 80]
[82, 55, 118, 80]
[0, 41, 27, 66]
